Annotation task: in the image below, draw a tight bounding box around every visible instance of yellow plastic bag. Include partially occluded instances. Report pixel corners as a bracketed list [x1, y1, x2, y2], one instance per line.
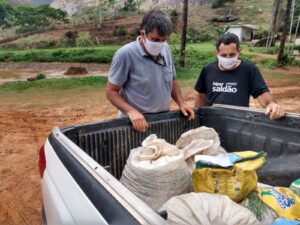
[257, 186, 300, 220]
[192, 151, 265, 202]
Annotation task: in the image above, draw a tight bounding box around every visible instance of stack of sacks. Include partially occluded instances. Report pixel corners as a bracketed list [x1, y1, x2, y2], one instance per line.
[121, 127, 226, 210]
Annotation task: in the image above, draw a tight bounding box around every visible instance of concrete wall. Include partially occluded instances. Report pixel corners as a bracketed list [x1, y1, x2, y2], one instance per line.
[227, 27, 242, 41]
[227, 27, 254, 42]
[241, 28, 253, 42]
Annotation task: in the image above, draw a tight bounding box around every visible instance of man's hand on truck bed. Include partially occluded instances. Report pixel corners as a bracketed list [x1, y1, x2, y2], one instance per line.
[257, 92, 285, 120]
[179, 103, 195, 120]
[265, 102, 285, 120]
[127, 109, 149, 132]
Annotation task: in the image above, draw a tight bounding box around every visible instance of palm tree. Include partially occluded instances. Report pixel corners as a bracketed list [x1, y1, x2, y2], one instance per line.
[179, 0, 188, 67]
[277, 0, 293, 67]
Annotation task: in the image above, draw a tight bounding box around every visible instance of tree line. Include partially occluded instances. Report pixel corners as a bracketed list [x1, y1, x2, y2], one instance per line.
[0, 0, 68, 34]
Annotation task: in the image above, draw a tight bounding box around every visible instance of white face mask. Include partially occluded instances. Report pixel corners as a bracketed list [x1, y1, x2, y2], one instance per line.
[143, 37, 165, 56]
[218, 55, 238, 70]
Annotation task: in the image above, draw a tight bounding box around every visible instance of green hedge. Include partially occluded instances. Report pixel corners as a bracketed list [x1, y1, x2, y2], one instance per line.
[0, 46, 119, 63]
[0, 76, 108, 92]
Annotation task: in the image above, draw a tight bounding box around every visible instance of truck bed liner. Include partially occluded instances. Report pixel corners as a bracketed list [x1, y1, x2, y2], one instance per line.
[61, 105, 300, 187]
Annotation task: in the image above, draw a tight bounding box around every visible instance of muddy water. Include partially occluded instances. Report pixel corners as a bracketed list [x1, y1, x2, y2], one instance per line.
[0, 70, 41, 83]
[0, 62, 109, 85]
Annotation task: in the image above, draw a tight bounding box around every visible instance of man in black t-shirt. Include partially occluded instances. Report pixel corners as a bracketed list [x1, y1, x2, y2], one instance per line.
[194, 33, 284, 120]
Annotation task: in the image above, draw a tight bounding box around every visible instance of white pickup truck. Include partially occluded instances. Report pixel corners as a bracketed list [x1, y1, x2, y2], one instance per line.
[39, 105, 300, 225]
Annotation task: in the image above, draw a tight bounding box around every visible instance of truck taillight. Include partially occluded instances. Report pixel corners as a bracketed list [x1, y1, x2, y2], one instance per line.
[39, 145, 46, 178]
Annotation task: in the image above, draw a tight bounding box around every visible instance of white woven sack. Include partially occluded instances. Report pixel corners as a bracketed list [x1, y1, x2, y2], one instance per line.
[120, 135, 190, 210]
[160, 192, 260, 225]
[176, 127, 227, 173]
[176, 126, 227, 156]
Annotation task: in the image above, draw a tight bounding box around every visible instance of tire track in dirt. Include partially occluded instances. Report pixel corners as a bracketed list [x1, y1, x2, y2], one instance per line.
[0, 191, 31, 225]
[0, 109, 44, 225]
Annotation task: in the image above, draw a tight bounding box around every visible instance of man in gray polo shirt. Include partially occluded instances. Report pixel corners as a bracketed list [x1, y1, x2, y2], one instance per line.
[106, 10, 194, 132]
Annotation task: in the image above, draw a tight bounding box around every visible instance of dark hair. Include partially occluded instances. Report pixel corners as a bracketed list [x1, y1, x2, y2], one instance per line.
[140, 10, 173, 37]
[216, 33, 240, 51]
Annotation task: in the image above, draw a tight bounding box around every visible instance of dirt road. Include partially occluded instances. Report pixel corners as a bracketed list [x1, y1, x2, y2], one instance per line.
[0, 68, 299, 225]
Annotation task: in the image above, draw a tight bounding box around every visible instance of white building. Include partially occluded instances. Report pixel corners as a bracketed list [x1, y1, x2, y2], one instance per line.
[226, 24, 259, 42]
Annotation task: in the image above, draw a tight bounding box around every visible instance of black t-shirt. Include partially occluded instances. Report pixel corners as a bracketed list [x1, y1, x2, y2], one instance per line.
[194, 60, 269, 107]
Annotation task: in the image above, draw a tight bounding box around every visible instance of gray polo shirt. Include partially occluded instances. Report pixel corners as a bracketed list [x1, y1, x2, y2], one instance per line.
[108, 37, 176, 116]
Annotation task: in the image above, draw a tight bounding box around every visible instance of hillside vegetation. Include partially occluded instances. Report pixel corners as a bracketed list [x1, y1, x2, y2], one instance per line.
[0, 0, 276, 49]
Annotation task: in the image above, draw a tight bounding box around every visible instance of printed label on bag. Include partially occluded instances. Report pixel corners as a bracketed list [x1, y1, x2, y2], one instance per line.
[261, 188, 295, 209]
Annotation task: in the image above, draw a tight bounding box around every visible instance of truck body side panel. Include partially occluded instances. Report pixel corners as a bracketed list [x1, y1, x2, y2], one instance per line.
[46, 134, 144, 225]
[42, 140, 108, 225]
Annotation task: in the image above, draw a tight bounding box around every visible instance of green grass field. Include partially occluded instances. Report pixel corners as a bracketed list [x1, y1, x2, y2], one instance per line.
[0, 42, 283, 72]
[0, 42, 298, 93]
[0, 69, 198, 93]
[0, 42, 272, 65]
[0, 46, 120, 63]
[0, 76, 107, 93]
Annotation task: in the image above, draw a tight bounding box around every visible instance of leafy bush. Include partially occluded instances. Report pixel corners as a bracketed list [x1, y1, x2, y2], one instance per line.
[170, 9, 178, 17]
[62, 31, 78, 47]
[282, 53, 291, 67]
[120, 0, 136, 13]
[169, 33, 181, 44]
[170, 9, 178, 26]
[0, 54, 5, 61]
[36, 73, 46, 80]
[239, 54, 251, 61]
[192, 31, 213, 42]
[259, 58, 277, 69]
[76, 32, 94, 47]
[129, 26, 140, 38]
[37, 40, 57, 49]
[187, 28, 214, 43]
[7, 4, 68, 34]
[216, 26, 230, 36]
[115, 27, 127, 36]
[211, 0, 234, 9]
[172, 45, 216, 68]
[254, 28, 269, 39]
[210, 17, 219, 23]
[0, 0, 15, 29]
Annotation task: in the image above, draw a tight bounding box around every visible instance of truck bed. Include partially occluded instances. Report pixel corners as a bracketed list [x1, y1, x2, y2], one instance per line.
[61, 105, 300, 187]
